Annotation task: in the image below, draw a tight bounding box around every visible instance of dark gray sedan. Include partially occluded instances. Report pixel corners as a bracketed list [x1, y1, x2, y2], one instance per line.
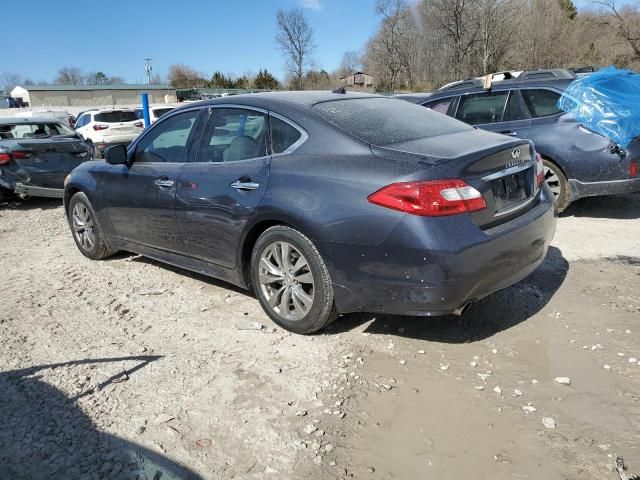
[64, 92, 557, 334]
[0, 117, 92, 199]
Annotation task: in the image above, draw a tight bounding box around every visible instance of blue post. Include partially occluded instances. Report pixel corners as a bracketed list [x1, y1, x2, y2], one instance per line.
[141, 93, 151, 128]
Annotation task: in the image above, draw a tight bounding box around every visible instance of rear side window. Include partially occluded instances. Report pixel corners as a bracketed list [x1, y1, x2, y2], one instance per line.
[314, 97, 470, 146]
[502, 92, 529, 122]
[0, 122, 73, 139]
[271, 116, 302, 154]
[456, 92, 508, 125]
[521, 89, 563, 118]
[425, 98, 453, 115]
[94, 111, 138, 123]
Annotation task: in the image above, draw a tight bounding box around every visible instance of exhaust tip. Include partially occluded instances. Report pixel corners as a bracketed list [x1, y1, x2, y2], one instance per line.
[453, 301, 473, 316]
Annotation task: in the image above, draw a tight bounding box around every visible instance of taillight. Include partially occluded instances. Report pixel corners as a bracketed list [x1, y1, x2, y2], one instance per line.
[93, 124, 109, 131]
[368, 179, 486, 217]
[134, 121, 144, 128]
[535, 153, 545, 187]
[11, 151, 32, 159]
[0, 152, 11, 165]
[631, 159, 637, 177]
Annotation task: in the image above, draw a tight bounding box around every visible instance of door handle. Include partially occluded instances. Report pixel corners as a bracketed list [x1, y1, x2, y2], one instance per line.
[154, 179, 174, 188]
[499, 130, 518, 137]
[231, 181, 260, 191]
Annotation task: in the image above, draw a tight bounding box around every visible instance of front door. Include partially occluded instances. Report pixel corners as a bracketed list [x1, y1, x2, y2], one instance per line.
[175, 107, 272, 268]
[101, 108, 203, 251]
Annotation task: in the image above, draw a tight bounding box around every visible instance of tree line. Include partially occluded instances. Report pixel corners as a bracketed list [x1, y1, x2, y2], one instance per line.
[363, 0, 640, 92]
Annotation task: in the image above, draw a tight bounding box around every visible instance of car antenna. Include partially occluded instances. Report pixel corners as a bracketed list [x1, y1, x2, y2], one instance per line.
[332, 87, 346, 94]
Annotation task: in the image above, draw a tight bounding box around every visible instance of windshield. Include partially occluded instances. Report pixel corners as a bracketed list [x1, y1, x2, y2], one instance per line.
[94, 111, 138, 123]
[0, 122, 75, 139]
[313, 97, 471, 146]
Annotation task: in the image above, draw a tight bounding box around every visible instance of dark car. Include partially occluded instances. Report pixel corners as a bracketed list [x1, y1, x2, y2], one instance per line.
[63, 92, 556, 334]
[0, 117, 92, 199]
[403, 69, 640, 211]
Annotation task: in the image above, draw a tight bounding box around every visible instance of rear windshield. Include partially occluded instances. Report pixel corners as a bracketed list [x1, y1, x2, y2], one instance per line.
[313, 97, 471, 146]
[94, 111, 138, 123]
[0, 122, 75, 139]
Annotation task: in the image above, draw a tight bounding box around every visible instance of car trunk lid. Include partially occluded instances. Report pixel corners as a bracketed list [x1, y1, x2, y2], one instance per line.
[370, 129, 539, 228]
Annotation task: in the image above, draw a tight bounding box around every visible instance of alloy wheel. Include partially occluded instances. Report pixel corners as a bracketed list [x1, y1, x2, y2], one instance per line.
[72, 203, 96, 252]
[258, 241, 315, 321]
[544, 164, 562, 198]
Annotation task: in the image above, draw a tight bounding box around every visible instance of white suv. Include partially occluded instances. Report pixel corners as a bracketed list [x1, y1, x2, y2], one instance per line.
[74, 109, 144, 158]
[134, 105, 176, 124]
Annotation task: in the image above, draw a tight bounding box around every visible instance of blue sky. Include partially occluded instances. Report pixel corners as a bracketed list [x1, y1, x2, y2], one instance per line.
[10, 0, 379, 84]
[7, 0, 628, 85]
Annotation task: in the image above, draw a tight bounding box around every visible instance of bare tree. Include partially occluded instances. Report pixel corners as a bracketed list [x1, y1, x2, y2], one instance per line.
[55, 67, 84, 85]
[338, 50, 363, 76]
[1, 73, 25, 95]
[167, 64, 207, 88]
[475, 0, 520, 74]
[275, 8, 315, 90]
[597, 0, 640, 61]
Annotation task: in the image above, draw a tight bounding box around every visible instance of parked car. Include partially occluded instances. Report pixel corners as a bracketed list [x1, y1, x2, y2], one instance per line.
[403, 69, 640, 211]
[74, 109, 143, 158]
[64, 92, 556, 334]
[16, 109, 75, 128]
[134, 105, 176, 124]
[0, 117, 92, 199]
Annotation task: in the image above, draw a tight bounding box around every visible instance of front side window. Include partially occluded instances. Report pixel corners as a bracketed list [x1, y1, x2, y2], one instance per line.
[133, 110, 200, 163]
[455, 92, 509, 125]
[271, 116, 302, 154]
[196, 108, 268, 162]
[521, 89, 563, 118]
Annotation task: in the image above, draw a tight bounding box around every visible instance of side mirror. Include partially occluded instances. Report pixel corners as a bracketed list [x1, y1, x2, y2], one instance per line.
[104, 144, 128, 165]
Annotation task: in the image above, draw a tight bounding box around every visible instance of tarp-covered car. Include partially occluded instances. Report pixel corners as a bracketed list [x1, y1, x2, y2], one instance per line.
[0, 117, 93, 200]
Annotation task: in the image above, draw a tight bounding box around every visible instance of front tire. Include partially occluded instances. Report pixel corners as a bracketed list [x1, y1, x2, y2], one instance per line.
[68, 192, 114, 260]
[543, 159, 570, 212]
[251, 226, 338, 334]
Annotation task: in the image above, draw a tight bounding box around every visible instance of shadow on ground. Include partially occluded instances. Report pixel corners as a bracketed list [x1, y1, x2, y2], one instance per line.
[0, 356, 203, 480]
[0, 196, 63, 211]
[562, 192, 640, 219]
[325, 246, 569, 343]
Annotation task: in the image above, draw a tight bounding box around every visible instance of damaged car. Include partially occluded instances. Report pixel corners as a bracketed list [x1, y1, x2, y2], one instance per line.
[64, 92, 557, 334]
[0, 117, 93, 200]
[405, 69, 640, 211]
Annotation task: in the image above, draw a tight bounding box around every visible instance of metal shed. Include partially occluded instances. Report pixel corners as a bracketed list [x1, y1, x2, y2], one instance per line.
[10, 84, 177, 108]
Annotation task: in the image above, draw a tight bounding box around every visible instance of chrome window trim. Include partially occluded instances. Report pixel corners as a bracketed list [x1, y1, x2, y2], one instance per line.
[268, 111, 309, 156]
[481, 160, 534, 181]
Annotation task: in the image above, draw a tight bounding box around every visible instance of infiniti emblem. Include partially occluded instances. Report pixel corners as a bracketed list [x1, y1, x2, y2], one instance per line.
[511, 148, 521, 159]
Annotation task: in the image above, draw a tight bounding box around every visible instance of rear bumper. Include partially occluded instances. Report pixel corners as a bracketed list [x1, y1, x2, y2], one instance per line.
[0, 176, 64, 199]
[318, 187, 557, 317]
[570, 177, 640, 199]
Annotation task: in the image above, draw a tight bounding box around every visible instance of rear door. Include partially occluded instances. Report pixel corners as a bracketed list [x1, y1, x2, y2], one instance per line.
[100, 108, 204, 251]
[175, 106, 274, 268]
[454, 90, 531, 138]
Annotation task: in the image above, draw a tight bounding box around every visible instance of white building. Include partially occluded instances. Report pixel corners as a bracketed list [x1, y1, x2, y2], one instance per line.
[10, 84, 177, 108]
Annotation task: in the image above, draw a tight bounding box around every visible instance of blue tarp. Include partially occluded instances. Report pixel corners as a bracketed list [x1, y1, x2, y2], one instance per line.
[558, 66, 640, 147]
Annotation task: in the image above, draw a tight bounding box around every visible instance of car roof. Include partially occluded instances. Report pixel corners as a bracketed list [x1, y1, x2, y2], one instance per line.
[420, 77, 575, 103]
[0, 116, 59, 125]
[177, 90, 383, 110]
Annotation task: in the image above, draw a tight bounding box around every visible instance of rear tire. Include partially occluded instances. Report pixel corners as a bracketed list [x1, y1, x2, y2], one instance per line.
[251, 226, 338, 334]
[68, 192, 115, 260]
[543, 159, 570, 212]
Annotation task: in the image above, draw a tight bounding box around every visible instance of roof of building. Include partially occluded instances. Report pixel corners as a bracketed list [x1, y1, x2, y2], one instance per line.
[339, 72, 372, 80]
[15, 84, 175, 92]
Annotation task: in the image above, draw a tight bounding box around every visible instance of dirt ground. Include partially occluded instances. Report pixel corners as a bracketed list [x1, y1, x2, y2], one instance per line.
[1, 193, 639, 480]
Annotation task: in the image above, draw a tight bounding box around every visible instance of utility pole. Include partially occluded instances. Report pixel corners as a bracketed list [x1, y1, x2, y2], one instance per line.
[144, 58, 153, 85]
